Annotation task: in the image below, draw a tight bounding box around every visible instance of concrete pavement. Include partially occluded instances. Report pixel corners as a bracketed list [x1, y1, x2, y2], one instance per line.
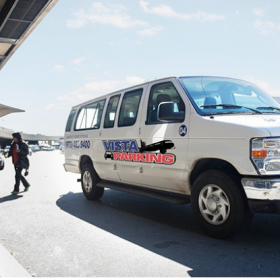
[0, 242, 30, 277]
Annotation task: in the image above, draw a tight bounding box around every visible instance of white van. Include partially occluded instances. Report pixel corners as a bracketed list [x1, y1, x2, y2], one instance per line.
[64, 76, 280, 238]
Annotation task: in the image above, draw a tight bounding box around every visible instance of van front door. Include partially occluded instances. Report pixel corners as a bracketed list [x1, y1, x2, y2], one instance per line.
[139, 79, 190, 194]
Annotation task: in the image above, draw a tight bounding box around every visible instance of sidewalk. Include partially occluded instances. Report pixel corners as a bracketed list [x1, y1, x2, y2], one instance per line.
[0, 243, 31, 277]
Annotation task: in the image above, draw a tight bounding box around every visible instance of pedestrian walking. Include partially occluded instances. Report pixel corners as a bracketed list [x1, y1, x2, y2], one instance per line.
[5, 132, 30, 195]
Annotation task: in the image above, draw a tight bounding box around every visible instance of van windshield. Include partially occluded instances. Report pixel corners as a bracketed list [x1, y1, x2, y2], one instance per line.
[178, 76, 280, 116]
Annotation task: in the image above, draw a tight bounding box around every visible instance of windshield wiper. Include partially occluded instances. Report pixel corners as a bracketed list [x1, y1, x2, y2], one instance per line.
[201, 104, 262, 114]
[256, 106, 280, 113]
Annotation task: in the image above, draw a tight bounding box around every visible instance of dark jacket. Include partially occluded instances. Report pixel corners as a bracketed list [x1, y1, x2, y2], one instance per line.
[8, 141, 30, 168]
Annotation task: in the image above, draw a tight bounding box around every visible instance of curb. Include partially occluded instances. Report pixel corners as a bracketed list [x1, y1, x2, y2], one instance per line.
[0, 243, 31, 277]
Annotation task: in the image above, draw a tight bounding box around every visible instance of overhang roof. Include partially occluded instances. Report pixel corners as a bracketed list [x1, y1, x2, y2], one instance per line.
[0, 0, 58, 70]
[0, 103, 24, 117]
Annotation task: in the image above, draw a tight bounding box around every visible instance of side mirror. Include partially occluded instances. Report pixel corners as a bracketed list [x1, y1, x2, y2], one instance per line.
[158, 102, 184, 122]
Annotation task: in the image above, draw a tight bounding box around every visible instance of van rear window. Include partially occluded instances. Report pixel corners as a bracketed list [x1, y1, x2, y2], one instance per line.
[75, 99, 105, 130]
[104, 95, 120, 128]
[65, 109, 76, 132]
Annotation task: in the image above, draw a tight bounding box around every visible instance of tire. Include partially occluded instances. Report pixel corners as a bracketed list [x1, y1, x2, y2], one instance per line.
[81, 164, 104, 200]
[191, 170, 253, 238]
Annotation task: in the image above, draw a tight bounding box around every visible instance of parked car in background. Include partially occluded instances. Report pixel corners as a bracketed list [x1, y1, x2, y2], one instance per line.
[29, 144, 40, 152]
[34, 145, 40, 152]
[3, 146, 10, 156]
[29, 145, 36, 152]
[0, 154, 4, 170]
[59, 143, 64, 154]
[42, 145, 54, 151]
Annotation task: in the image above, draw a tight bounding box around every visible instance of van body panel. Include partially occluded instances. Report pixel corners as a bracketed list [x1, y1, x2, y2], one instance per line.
[187, 113, 270, 175]
[64, 130, 83, 174]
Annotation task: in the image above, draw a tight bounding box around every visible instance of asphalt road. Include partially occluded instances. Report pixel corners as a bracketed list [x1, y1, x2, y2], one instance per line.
[0, 150, 280, 277]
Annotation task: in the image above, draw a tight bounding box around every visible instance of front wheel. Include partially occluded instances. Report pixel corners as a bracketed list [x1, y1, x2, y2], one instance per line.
[81, 164, 104, 200]
[191, 170, 253, 238]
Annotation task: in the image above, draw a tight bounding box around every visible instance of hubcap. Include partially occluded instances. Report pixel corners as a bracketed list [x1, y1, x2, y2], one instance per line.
[83, 171, 92, 193]
[207, 197, 217, 212]
[198, 184, 230, 225]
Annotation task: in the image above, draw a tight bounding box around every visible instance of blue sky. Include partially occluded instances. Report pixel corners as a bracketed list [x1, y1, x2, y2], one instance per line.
[1, 0, 280, 136]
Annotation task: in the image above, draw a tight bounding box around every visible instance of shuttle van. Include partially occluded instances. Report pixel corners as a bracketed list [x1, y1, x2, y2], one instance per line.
[64, 76, 280, 238]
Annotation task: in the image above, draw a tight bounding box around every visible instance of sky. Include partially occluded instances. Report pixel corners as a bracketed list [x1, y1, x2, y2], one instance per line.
[1, 0, 280, 136]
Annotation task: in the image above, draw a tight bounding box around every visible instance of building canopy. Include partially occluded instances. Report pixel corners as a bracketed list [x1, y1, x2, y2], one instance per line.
[0, 0, 58, 70]
[0, 103, 24, 117]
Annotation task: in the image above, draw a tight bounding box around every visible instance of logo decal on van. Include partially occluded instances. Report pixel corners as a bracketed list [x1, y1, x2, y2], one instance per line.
[179, 125, 187, 137]
[102, 140, 176, 165]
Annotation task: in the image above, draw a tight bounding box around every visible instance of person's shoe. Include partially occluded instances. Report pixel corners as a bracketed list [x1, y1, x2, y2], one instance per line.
[11, 191, 19, 195]
[24, 186, 30, 192]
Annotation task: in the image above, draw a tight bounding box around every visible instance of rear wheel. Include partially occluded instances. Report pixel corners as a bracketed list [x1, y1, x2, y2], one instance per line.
[81, 164, 104, 200]
[191, 170, 253, 238]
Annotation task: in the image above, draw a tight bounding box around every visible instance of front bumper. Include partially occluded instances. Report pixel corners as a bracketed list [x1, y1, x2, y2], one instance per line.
[242, 177, 280, 213]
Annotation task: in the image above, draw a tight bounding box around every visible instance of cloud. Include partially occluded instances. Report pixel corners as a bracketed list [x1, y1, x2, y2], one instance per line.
[54, 65, 64, 72]
[44, 103, 65, 111]
[253, 8, 266, 16]
[44, 76, 146, 111]
[123, 76, 146, 84]
[139, 1, 225, 22]
[67, 2, 148, 29]
[66, 9, 87, 28]
[72, 56, 89, 66]
[253, 19, 280, 34]
[138, 26, 163, 36]
[235, 10, 241, 16]
[66, 2, 162, 36]
[252, 7, 280, 34]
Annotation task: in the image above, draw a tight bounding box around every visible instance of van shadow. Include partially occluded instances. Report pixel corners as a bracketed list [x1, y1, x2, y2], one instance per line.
[56, 190, 280, 277]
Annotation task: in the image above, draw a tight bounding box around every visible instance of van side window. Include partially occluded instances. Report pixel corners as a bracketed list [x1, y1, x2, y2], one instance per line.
[65, 109, 76, 132]
[118, 89, 143, 127]
[104, 95, 120, 128]
[147, 82, 185, 124]
[75, 99, 105, 130]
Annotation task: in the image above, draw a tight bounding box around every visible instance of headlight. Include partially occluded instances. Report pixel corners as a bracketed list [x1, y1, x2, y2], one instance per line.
[251, 138, 280, 175]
